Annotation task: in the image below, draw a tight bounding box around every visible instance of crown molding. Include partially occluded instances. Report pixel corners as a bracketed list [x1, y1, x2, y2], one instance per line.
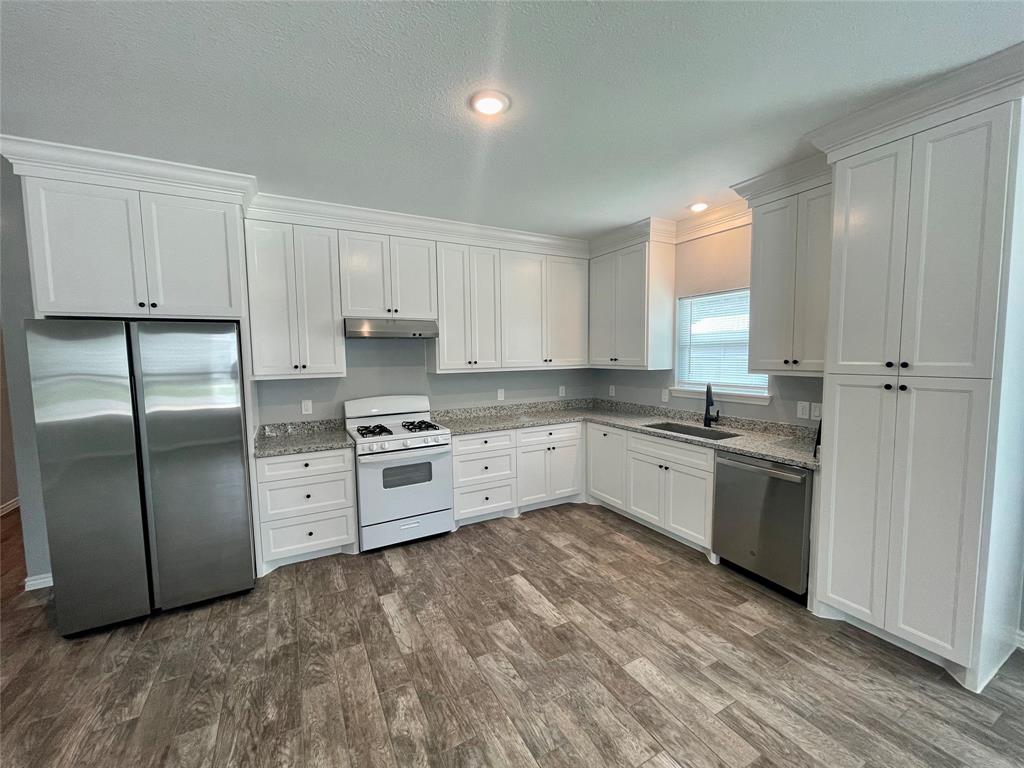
[0, 135, 258, 206]
[589, 217, 677, 258]
[807, 42, 1024, 162]
[247, 193, 590, 258]
[676, 200, 751, 243]
[731, 154, 832, 208]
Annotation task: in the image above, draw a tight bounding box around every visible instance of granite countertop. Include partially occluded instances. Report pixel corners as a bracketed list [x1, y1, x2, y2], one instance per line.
[254, 419, 353, 459]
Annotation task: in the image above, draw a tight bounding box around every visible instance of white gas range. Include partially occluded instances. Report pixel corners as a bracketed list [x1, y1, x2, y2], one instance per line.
[345, 395, 455, 550]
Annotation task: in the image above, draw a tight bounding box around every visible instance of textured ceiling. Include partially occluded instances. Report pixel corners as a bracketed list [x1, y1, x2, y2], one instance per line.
[2, 2, 1022, 239]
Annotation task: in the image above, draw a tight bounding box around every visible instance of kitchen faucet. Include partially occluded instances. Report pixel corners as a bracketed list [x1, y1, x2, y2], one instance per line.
[704, 383, 720, 428]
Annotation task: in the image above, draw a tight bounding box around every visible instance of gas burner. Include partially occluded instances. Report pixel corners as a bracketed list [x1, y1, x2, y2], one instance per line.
[402, 420, 440, 433]
[357, 424, 393, 437]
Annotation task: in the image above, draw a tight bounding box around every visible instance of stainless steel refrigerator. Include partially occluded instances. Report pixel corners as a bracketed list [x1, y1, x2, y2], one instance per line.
[25, 319, 255, 635]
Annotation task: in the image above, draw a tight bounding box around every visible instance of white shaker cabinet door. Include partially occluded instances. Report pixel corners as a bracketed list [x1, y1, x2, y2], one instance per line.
[340, 231, 391, 318]
[817, 374, 897, 626]
[24, 178, 149, 316]
[390, 237, 437, 319]
[547, 441, 581, 499]
[899, 103, 1012, 379]
[140, 193, 244, 317]
[469, 246, 502, 368]
[500, 251, 546, 367]
[613, 244, 648, 367]
[516, 444, 549, 506]
[626, 452, 664, 526]
[294, 226, 345, 376]
[749, 196, 798, 372]
[586, 424, 626, 509]
[436, 243, 472, 370]
[827, 138, 912, 375]
[663, 462, 713, 547]
[792, 185, 833, 372]
[545, 256, 589, 366]
[885, 377, 990, 664]
[588, 251, 617, 365]
[245, 220, 300, 376]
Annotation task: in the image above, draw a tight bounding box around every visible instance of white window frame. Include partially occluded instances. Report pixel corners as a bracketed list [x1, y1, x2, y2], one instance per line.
[671, 288, 772, 405]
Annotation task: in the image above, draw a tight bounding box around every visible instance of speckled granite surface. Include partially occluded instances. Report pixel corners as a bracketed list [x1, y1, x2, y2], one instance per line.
[254, 419, 353, 458]
[435, 398, 820, 469]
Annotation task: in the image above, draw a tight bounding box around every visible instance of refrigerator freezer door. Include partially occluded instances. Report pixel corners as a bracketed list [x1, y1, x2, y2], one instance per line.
[25, 319, 152, 634]
[132, 321, 254, 608]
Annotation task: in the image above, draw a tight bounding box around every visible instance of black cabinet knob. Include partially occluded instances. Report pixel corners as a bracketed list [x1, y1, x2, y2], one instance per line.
[150, 302, 157, 308]
[301, 364, 307, 369]
[885, 361, 895, 368]
[483, 466, 488, 470]
[783, 359, 791, 365]
[484, 496, 490, 501]
[482, 440, 488, 444]
[900, 362, 909, 368]
[548, 432, 553, 436]
[293, 365, 299, 369]
[884, 384, 893, 390]
[658, 464, 664, 469]
[473, 360, 478, 364]
[467, 361, 472, 365]
[551, 446, 556, 451]
[305, 494, 311, 499]
[792, 360, 800, 365]
[386, 308, 392, 313]
[307, 531, 314, 537]
[899, 384, 908, 391]
[138, 301, 146, 308]
[303, 462, 309, 467]
[602, 433, 608, 437]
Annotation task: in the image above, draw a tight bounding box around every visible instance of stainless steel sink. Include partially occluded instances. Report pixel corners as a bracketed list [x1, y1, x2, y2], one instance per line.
[643, 422, 739, 440]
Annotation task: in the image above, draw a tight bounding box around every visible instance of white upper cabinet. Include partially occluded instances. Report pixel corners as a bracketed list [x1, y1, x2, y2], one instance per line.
[899, 104, 1012, 379]
[544, 256, 589, 366]
[589, 241, 674, 369]
[500, 251, 546, 367]
[246, 221, 345, 378]
[24, 178, 149, 316]
[470, 247, 502, 368]
[436, 243, 502, 370]
[339, 231, 391, 318]
[140, 193, 244, 317]
[827, 139, 914, 374]
[791, 185, 833, 371]
[23, 178, 243, 318]
[748, 197, 798, 372]
[390, 237, 437, 319]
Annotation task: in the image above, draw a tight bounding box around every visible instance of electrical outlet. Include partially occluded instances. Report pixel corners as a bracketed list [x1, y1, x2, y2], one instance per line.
[497, 388, 505, 401]
[609, 385, 615, 397]
[811, 402, 822, 420]
[301, 399, 312, 415]
[661, 389, 669, 403]
[558, 385, 566, 397]
[797, 401, 810, 420]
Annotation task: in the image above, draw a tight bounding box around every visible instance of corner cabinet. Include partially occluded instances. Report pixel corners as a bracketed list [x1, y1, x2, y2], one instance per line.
[245, 220, 346, 378]
[339, 231, 437, 320]
[23, 178, 244, 318]
[588, 241, 674, 369]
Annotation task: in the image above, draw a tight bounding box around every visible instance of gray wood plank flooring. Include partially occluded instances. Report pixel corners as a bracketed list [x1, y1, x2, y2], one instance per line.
[2, 503, 1022, 767]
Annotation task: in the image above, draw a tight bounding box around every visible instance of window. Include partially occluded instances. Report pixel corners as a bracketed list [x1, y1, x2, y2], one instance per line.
[675, 289, 769, 397]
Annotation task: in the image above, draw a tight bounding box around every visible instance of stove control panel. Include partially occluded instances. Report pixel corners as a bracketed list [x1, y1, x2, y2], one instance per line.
[356, 434, 451, 455]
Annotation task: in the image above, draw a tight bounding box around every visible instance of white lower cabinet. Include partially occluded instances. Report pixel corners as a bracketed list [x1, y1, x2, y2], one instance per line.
[455, 480, 516, 520]
[516, 443, 551, 506]
[586, 423, 626, 508]
[626, 452, 664, 525]
[663, 461, 713, 547]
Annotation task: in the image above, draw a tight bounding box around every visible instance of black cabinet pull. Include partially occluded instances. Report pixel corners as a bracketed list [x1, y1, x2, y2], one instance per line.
[899, 384, 908, 391]
[303, 462, 309, 467]
[138, 301, 146, 308]
[305, 493, 311, 499]
[885, 361, 895, 368]
[900, 361, 909, 368]
[884, 384, 893, 390]
[150, 302, 157, 308]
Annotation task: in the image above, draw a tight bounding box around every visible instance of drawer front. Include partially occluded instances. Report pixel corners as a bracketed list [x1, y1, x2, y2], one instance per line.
[261, 509, 355, 561]
[360, 509, 454, 551]
[258, 472, 355, 522]
[453, 430, 515, 455]
[256, 449, 353, 482]
[628, 433, 714, 472]
[518, 422, 582, 445]
[453, 449, 516, 486]
[455, 480, 516, 520]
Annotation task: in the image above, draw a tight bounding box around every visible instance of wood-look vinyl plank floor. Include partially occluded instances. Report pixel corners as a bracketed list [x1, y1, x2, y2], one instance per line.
[1, 502, 1022, 768]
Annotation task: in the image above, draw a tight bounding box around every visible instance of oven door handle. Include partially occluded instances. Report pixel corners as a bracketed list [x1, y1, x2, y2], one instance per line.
[357, 445, 452, 464]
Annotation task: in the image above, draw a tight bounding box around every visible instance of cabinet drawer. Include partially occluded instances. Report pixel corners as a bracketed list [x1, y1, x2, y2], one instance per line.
[256, 449, 352, 482]
[452, 430, 515, 454]
[261, 509, 355, 561]
[453, 449, 516, 486]
[628, 434, 714, 472]
[361, 509, 454, 552]
[258, 472, 355, 522]
[518, 422, 582, 445]
[455, 480, 516, 520]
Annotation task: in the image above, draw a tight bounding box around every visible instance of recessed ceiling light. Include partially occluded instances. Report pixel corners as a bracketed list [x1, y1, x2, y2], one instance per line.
[469, 90, 510, 116]
[689, 202, 709, 213]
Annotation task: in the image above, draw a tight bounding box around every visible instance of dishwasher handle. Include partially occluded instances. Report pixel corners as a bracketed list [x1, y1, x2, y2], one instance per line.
[716, 456, 805, 483]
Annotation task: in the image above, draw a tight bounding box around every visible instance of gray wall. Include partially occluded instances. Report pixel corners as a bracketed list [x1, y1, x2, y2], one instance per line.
[1, 158, 51, 579]
[1, 333, 19, 506]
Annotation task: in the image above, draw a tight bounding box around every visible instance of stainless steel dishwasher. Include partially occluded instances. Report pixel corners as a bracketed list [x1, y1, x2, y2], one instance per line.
[712, 452, 813, 594]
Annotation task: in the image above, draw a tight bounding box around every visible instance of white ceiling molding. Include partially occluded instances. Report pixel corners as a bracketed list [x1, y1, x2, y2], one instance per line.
[588, 217, 676, 258]
[806, 42, 1024, 162]
[246, 192, 590, 258]
[731, 154, 832, 208]
[0, 135, 258, 206]
[675, 200, 751, 243]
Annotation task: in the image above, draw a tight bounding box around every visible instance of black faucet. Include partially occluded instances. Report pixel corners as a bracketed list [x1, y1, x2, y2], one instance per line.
[704, 384, 720, 428]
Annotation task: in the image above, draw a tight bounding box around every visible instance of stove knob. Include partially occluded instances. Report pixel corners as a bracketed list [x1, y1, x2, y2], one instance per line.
[404, 439, 413, 447]
[382, 442, 390, 450]
[367, 444, 376, 453]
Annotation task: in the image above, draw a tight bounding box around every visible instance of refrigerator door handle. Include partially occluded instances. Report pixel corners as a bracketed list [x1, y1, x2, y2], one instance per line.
[129, 323, 162, 608]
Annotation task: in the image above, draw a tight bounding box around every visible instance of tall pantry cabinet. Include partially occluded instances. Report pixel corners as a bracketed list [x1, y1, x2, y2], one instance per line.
[814, 99, 1024, 691]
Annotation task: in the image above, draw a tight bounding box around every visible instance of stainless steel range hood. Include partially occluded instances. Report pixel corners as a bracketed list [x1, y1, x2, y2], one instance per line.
[345, 318, 439, 339]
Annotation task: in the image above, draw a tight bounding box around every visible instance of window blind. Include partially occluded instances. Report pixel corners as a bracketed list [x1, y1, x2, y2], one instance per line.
[676, 289, 769, 395]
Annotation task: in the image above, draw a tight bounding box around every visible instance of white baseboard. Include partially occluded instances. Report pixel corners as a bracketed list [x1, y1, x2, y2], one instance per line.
[24, 572, 53, 590]
[0, 498, 19, 516]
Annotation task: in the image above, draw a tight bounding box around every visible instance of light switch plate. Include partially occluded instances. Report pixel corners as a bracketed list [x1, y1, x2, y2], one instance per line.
[661, 389, 669, 403]
[497, 388, 505, 401]
[797, 401, 810, 420]
[558, 385, 566, 397]
[811, 402, 822, 420]
[609, 385, 616, 397]
[301, 399, 312, 415]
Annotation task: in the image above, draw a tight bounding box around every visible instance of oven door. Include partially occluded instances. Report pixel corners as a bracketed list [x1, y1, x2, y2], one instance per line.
[356, 445, 454, 526]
